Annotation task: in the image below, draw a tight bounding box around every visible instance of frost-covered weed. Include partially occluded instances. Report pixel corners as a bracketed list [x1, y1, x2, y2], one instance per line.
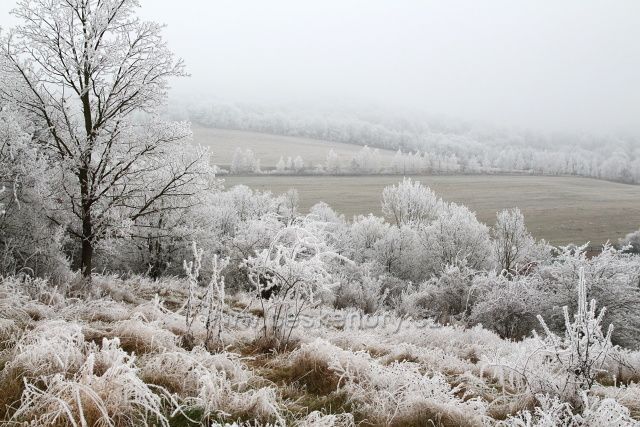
[284, 338, 373, 394]
[300, 411, 355, 426]
[141, 348, 251, 396]
[183, 377, 283, 425]
[111, 318, 178, 354]
[62, 299, 130, 323]
[11, 338, 170, 427]
[501, 393, 636, 427]
[338, 359, 488, 426]
[8, 320, 85, 378]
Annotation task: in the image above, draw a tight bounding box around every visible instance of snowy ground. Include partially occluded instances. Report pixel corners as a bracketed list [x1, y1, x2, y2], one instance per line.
[2, 274, 640, 426]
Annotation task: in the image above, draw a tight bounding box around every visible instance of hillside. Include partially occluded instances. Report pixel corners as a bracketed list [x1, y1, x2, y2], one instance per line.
[192, 126, 397, 169]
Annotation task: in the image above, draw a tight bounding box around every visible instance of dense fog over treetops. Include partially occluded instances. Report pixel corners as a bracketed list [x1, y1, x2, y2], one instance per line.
[4, 1, 638, 135]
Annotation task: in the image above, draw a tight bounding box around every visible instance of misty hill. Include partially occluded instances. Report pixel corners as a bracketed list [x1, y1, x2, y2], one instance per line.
[174, 102, 640, 183]
[192, 126, 397, 170]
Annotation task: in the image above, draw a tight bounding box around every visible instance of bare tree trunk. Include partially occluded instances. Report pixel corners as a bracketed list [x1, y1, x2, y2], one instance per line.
[79, 167, 93, 278]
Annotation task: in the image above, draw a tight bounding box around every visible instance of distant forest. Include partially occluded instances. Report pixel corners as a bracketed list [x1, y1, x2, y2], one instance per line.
[171, 102, 640, 183]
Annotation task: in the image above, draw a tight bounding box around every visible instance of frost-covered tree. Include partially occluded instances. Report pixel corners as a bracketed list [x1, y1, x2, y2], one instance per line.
[345, 214, 389, 263]
[492, 208, 536, 275]
[0, 107, 69, 278]
[373, 225, 422, 280]
[421, 202, 493, 272]
[381, 178, 443, 227]
[293, 155, 304, 173]
[619, 228, 640, 254]
[230, 148, 260, 174]
[0, 0, 209, 277]
[325, 149, 340, 175]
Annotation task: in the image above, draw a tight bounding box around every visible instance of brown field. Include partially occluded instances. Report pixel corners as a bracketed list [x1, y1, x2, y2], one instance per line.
[223, 174, 640, 246]
[192, 126, 397, 168]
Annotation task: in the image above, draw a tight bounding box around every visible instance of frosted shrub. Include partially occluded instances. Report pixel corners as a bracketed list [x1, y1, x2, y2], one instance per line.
[246, 219, 348, 346]
[487, 271, 617, 408]
[333, 265, 389, 314]
[227, 214, 284, 291]
[537, 244, 640, 347]
[533, 271, 615, 403]
[492, 208, 536, 275]
[396, 264, 476, 324]
[470, 274, 543, 339]
[373, 224, 422, 281]
[420, 201, 493, 273]
[381, 178, 443, 227]
[345, 214, 389, 263]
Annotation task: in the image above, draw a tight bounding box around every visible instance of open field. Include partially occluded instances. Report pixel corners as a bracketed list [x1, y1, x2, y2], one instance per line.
[192, 126, 397, 168]
[224, 174, 640, 245]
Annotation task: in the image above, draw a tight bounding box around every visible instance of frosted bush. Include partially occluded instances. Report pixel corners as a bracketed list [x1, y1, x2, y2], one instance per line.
[381, 178, 443, 227]
[420, 201, 493, 273]
[470, 274, 543, 339]
[345, 214, 389, 263]
[485, 271, 617, 408]
[246, 219, 348, 345]
[533, 271, 615, 401]
[537, 244, 640, 347]
[396, 263, 477, 323]
[333, 265, 389, 313]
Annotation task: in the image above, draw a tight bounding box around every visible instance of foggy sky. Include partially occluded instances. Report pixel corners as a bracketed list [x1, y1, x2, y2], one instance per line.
[2, 1, 640, 135]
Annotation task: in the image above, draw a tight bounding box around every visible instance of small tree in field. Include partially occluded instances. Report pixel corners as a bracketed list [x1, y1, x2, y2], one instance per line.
[492, 207, 535, 275]
[1, 0, 209, 278]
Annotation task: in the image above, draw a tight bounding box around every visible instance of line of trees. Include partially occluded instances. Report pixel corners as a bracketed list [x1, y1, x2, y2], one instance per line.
[177, 102, 640, 183]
